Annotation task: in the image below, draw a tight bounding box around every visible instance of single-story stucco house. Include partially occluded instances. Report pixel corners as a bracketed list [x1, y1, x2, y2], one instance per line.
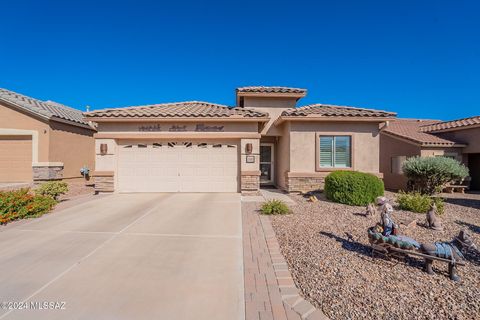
[0, 88, 96, 183]
[85, 86, 397, 194]
[380, 116, 480, 191]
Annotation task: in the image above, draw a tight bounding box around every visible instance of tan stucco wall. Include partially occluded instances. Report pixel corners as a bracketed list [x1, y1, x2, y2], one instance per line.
[49, 121, 95, 179]
[380, 133, 420, 190]
[379, 133, 465, 190]
[288, 121, 382, 174]
[436, 127, 480, 154]
[420, 147, 463, 160]
[97, 121, 258, 133]
[240, 138, 260, 172]
[243, 97, 298, 136]
[275, 123, 290, 189]
[95, 139, 117, 172]
[0, 102, 50, 162]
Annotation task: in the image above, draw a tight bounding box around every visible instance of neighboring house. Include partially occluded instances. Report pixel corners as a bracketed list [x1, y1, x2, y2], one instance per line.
[380, 117, 480, 191]
[0, 88, 96, 183]
[85, 86, 396, 194]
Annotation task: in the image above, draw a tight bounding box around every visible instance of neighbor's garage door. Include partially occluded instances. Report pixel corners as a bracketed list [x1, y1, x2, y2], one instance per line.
[117, 141, 239, 192]
[0, 136, 32, 182]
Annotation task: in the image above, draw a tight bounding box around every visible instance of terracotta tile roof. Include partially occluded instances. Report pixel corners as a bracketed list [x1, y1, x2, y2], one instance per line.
[85, 101, 269, 119]
[236, 86, 307, 94]
[281, 103, 396, 118]
[0, 88, 92, 128]
[419, 116, 480, 133]
[382, 119, 463, 146]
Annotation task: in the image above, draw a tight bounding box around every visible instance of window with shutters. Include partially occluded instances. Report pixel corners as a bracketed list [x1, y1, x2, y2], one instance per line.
[318, 135, 352, 168]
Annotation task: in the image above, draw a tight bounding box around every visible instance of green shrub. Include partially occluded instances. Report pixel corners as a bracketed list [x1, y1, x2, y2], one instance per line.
[402, 156, 469, 195]
[260, 200, 290, 215]
[35, 181, 68, 200]
[396, 191, 445, 215]
[324, 171, 384, 206]
[0, 189, 57, 224]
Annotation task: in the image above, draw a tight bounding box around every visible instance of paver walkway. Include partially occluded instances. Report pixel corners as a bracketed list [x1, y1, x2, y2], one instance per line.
[242, 201, 327, 320]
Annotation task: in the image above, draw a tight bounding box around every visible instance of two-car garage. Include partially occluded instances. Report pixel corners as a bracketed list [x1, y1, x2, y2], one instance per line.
[117, 140, 239, 193]
[86, 100, 268, 194]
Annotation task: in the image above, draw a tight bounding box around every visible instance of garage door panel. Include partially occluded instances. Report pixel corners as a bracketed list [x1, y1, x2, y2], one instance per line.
[117, 142, 238, 193]
[0, 137, 33, 182]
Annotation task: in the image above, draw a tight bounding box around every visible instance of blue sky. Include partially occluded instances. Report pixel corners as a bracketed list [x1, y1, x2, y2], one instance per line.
[0, 0, 478, 120]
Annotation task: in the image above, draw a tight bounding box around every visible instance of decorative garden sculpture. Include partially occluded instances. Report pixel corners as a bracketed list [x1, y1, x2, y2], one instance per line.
[426, 203, 443, 231]
[379, 201, 398, 236]
[420, 230, 476, 281]
[365, 203, 377, 217]
[367, 198, 476, 281]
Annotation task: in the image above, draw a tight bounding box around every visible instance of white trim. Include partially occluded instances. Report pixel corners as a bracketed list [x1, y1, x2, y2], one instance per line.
[0, 128, 39, 163]
[260, 143, 274, 184]
[32, 162, 64, 167]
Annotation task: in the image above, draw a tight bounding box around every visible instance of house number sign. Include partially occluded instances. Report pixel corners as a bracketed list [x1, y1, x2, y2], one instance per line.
[138, 124, 225, 132]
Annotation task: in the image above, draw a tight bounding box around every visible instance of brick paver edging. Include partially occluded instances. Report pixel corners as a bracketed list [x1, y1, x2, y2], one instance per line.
[242, 204, 329, 320]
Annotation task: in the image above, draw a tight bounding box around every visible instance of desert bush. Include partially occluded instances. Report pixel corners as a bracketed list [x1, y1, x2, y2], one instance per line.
[396, 191, 445, 215]
[402, 156, 469, 195]
[0, 189, 57, 224]
[324, 171, 384, 206]
[35, 181, 68, 200]
[260, 200, 290, 215]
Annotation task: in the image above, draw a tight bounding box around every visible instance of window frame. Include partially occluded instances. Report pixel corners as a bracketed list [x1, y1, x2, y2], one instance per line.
[315, 133, 354, 171]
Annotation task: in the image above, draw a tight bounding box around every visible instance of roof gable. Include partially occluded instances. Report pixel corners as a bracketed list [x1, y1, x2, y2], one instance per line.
[0, 88, 92, 129]
[84, 101, 269, 119]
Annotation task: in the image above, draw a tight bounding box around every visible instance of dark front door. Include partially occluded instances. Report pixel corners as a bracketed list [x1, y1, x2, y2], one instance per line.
[468, 154, 480, 190]
[260, 144, 274, 184]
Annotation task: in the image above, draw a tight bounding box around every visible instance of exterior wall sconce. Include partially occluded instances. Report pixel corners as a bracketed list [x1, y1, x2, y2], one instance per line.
[245, 143, 253, 155]
[100, 143, 108, 155]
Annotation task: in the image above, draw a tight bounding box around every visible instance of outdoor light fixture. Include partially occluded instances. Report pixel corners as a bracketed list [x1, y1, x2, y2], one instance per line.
[245, 143, 253, 154]
[100, 143, 108, 155]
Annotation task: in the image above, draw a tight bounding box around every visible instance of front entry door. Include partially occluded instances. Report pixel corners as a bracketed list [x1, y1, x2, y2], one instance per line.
[260, 143, 274, 185]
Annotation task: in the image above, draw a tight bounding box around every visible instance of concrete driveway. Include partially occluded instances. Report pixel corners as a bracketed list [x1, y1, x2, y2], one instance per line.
[0, 193, 243, 320]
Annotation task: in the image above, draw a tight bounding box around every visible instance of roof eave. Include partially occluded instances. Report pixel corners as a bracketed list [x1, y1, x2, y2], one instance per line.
[84, 116, 270, 123]
[50, 116, 97, 131]
[421, 122, 480, 133]
[0, 97, 93, 130]
[420, 142, 467, 148]
[274, 115, 397, 126]
[381, 131, 466, 148]
[236, 92, 306, 106]
[0, 97, 51, 122]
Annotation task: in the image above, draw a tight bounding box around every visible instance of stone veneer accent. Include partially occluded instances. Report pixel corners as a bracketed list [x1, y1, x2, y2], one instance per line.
[286, 175, 325, 193]
[286, 172, 384, 193]
[93, 171, 114, 193]
[33, 164, 64, 181]
[241, 171, 261, 196]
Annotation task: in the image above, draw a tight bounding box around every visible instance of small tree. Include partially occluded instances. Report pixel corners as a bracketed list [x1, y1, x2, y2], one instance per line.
[402, 156, 469, 195]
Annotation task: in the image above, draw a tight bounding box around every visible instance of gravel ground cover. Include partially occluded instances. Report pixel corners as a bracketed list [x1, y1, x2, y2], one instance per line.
[270, 191, 480, 319]
[58, 179, 94, 200]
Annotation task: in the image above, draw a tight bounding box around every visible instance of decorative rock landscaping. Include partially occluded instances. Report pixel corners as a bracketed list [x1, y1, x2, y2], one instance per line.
[270, 191, 480, 319]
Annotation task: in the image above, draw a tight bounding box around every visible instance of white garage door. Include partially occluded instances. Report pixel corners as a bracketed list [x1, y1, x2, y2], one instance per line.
[117, 141, 239, 193]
